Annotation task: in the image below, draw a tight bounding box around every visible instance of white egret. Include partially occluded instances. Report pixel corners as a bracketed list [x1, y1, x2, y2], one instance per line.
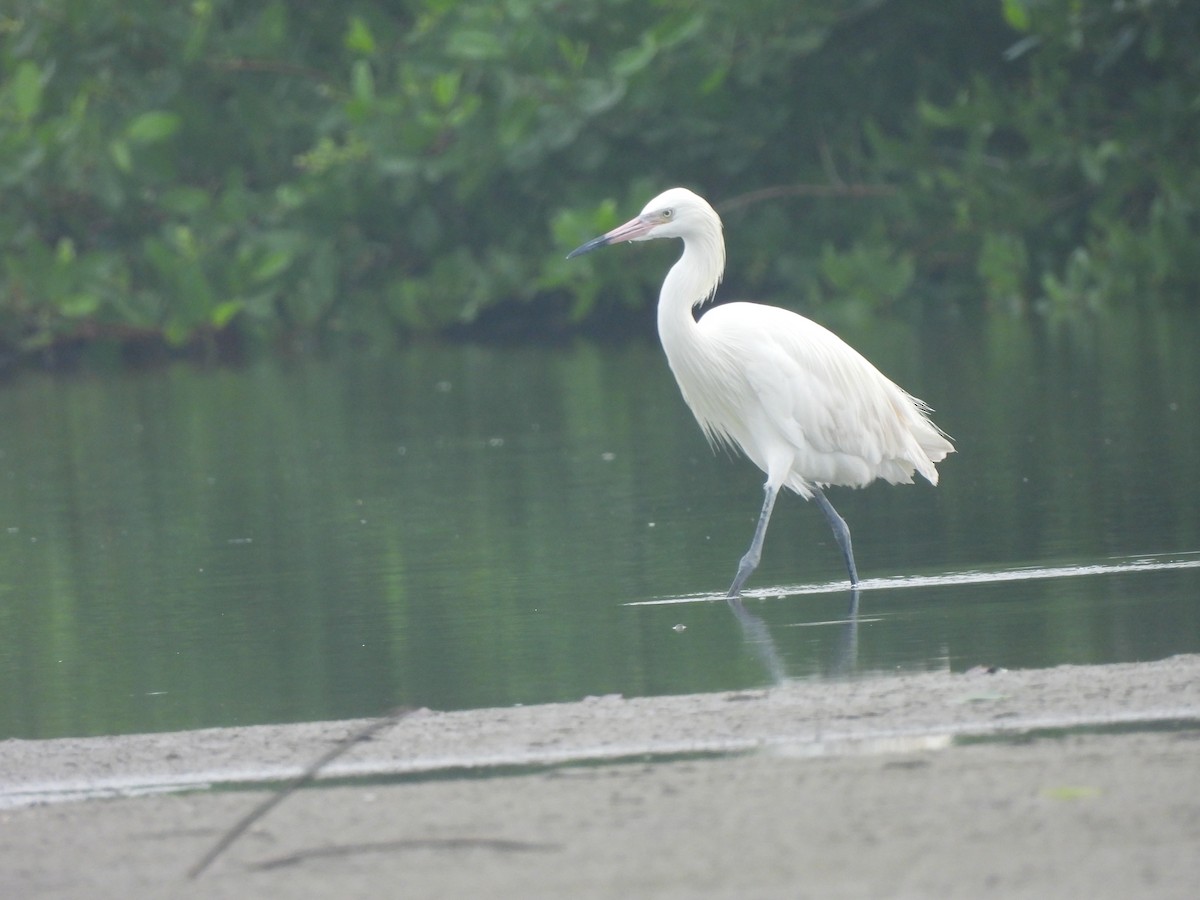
[568, 187, 953, 596]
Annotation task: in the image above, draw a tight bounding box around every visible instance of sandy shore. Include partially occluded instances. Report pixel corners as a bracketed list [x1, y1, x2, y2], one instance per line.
[2, 655, 1199, 899]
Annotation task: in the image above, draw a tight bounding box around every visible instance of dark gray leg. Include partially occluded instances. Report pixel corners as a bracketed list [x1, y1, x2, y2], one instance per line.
[727, 483, 779, 598]
[812, 487, 859, 586]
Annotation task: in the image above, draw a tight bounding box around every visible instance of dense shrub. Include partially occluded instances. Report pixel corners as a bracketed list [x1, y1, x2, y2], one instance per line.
[1, 0, 1196, 359]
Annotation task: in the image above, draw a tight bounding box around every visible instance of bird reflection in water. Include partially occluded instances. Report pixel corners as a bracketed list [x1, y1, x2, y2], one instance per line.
[725, 590, 861, 685]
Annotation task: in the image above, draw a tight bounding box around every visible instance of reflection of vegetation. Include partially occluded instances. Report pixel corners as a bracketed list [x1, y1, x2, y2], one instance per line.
[1, 1, 1197, 359]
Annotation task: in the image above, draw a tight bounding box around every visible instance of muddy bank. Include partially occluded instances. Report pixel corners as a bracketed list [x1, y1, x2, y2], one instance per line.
[2, 655, 1198, 898]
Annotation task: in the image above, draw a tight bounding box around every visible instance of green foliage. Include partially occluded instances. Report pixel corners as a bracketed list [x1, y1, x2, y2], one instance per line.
[0, 0, 1197, 360]
[885, 0, 1200, 313]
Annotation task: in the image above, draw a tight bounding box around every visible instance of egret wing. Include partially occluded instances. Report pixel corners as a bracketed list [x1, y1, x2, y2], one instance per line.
[698, 303, 949, 490]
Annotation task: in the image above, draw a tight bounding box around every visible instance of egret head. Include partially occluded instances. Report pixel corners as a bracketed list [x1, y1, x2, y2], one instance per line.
[566, 188, 722, 259]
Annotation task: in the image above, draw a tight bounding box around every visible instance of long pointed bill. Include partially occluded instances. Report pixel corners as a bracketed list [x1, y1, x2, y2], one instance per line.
[566, 214, 656, 259]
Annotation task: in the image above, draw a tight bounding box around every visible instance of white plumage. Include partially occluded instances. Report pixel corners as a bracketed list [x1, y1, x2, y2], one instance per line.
[568, 187, 953, 594]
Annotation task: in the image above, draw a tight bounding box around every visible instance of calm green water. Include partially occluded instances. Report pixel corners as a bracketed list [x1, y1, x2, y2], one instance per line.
[1, 308, 1197, 739]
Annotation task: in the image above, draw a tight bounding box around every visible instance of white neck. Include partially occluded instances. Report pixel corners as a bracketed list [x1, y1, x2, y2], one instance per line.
[655, 228, 726, 356]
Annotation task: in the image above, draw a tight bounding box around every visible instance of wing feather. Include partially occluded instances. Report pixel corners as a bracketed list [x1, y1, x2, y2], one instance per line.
[692, 303, 953, 493]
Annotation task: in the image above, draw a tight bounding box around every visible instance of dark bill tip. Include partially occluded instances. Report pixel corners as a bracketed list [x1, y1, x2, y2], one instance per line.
[566, 234, 611, 260]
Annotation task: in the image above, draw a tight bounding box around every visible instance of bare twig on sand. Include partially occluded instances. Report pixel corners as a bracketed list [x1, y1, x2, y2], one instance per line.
[188, 706, 417, 879]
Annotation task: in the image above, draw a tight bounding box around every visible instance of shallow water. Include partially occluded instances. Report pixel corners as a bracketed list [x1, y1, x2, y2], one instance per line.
[1, 307, 1197, 739]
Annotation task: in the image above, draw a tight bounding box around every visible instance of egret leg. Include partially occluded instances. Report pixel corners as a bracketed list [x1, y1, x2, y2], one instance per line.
[727, 483, 779, 598]
[812, 487, 859, 587]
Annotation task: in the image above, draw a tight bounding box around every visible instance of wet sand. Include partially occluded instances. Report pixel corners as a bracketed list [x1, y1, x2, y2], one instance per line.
[2, 655, 1199, 898]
